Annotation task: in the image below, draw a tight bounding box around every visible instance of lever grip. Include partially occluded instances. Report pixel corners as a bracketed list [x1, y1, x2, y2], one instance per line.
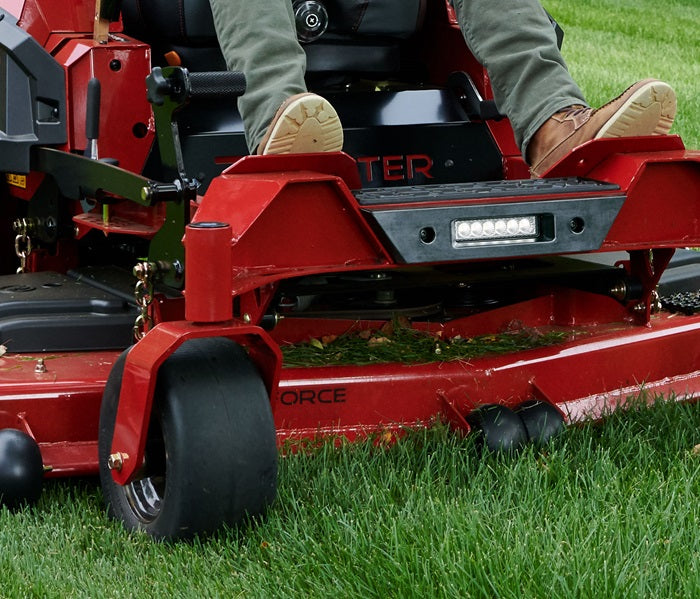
[146, 67, 246, 106]
[85, 77, 101, 140]
[187, 71, 246, 99]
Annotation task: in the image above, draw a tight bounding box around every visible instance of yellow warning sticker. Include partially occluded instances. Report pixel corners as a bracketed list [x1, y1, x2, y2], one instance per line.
[6, 173, 27, 189]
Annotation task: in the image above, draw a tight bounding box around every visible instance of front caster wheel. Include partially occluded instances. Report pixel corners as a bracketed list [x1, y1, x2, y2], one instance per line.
[98, 337, 278, 540]
[467, 404, 528, 454]
[515, 400, 565, 447]
[0, 429, 43, 508]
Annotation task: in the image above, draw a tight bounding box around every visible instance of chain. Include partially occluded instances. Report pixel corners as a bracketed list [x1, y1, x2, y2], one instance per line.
[661, 290, 700, 315]
[133, 262, 155, 340]
[13, 218, 33, 274]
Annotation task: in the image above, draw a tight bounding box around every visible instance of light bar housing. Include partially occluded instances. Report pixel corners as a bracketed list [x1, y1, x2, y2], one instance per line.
[359, 180, 626, 263]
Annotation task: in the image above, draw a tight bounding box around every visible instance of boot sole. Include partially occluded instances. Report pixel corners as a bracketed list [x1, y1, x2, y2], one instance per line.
[595, 80, 676, 139]
[259, 93, 343, 155]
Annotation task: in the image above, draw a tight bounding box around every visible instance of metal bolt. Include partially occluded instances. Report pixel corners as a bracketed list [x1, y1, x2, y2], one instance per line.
[609, 282, 627, 301]
[34, 358, 47, 374]
[171, 260, 184, 280]
[140, 185, 153, 203]
[242, 313, 252, 324]
[107, 452, 128, 471]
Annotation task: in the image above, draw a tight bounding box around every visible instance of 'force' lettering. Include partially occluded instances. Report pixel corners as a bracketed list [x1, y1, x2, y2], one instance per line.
[280, 387, 347, 406]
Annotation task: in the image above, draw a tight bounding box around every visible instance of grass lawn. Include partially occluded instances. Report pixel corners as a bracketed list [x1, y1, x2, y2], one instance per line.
[547, 0, 699, 149]
[1, 1, 698, 597]
[3, 400, 700, 598]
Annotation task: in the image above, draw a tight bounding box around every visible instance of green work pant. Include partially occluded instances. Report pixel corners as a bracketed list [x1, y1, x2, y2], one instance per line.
[208, 0, 307, 153]
[452, 0, 586, 156]
[208, 0, 587, 157]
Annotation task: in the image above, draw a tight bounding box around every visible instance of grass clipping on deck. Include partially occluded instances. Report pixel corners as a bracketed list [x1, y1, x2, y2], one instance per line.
[281, 317, 571, 367]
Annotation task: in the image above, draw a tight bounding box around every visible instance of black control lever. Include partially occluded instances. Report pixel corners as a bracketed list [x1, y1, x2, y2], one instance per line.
[448, 71, 504, 122]
[84, 77, 100, 159]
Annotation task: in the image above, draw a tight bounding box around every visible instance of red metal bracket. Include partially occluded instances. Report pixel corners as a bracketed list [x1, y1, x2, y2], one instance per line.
[437, 390, 472, 436]
[629, 248, 675, 323]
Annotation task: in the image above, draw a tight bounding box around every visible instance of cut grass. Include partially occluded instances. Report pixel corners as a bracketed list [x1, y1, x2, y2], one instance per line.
[280, 319, 572, 367]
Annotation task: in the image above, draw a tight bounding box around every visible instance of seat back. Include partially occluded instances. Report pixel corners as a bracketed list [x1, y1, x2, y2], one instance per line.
[122, 0, 425, 43]
[121, 0, 426, 73]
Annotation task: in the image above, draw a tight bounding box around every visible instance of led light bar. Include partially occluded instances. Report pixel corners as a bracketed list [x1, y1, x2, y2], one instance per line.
[452, 215, 539, 246]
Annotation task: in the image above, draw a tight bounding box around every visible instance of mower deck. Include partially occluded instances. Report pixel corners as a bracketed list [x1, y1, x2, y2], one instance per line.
[2, 291, 697, 477]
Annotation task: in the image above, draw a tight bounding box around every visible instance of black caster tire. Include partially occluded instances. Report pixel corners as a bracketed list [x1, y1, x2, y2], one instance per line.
[98, 337, 278, 540]
[467, 404, 528, 454]
[0, 428, 43, 507]
[515, 400, 565, 447]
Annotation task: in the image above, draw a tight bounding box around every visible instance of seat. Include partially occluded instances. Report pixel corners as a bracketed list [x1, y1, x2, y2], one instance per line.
[118, 0, 506, 189]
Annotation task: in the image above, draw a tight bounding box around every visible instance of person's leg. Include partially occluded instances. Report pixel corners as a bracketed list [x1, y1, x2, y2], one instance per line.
[208, 0, 342, 154]
[453, 0, 587, 157]
[452, 0, 676, 177]
[209, 0, 305, 152]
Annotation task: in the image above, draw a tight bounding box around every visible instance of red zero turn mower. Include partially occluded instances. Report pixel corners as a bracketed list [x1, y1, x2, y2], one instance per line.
[0, 0, 698, 539]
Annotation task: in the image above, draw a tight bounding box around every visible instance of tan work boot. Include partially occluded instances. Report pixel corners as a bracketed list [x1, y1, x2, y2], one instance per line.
[528, 79, 676, 177]
[257, 92, 344, 155]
